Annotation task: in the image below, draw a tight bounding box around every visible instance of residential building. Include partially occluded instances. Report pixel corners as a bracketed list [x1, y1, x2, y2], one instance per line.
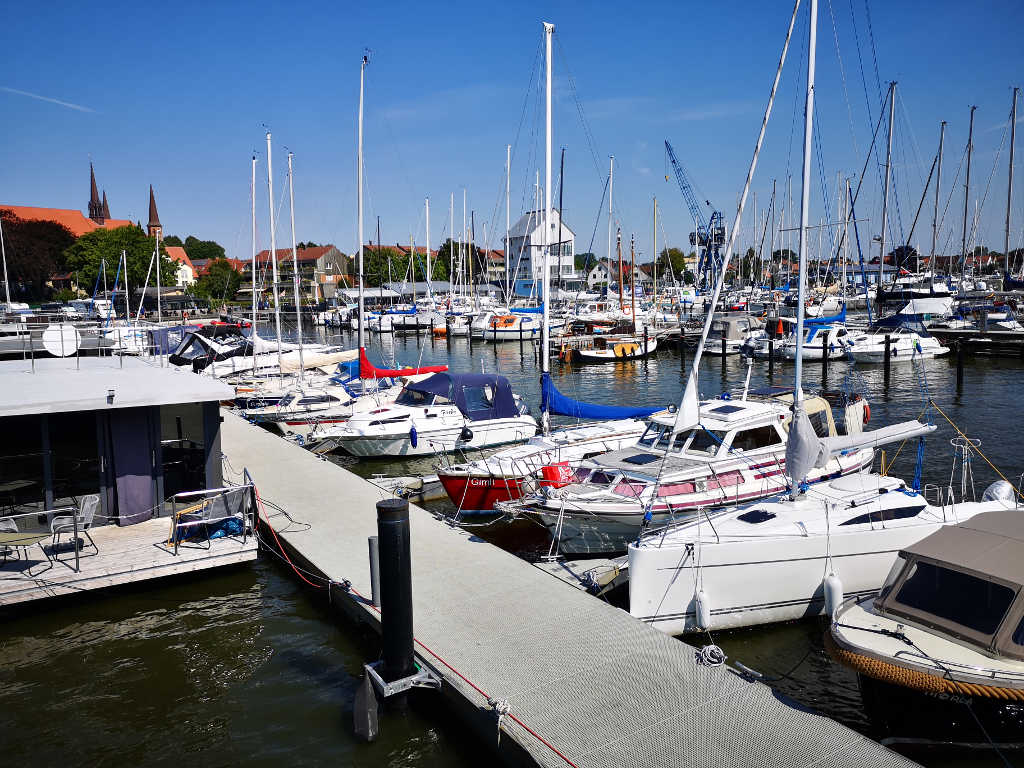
[165, 246, 195, 286]
[251, 244, 350, 300]
[506, 208, 582, 294]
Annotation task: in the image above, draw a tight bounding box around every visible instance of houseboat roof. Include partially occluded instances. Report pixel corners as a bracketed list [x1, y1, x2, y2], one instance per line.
[0, 356, 233, 417]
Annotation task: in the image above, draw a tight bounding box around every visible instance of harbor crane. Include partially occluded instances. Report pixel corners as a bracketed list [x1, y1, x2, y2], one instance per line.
[664, 139, 726, 289]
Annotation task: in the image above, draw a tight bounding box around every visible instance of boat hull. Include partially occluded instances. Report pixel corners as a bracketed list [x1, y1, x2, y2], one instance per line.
[332, 418, 537, 458]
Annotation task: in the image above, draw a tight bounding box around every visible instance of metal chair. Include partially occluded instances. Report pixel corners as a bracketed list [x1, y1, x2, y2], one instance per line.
[50, 494, 100, 561]
[0, 517, 53, 576]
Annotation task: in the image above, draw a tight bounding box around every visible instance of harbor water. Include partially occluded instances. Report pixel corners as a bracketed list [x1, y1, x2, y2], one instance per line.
[2, 322, 1021, 767]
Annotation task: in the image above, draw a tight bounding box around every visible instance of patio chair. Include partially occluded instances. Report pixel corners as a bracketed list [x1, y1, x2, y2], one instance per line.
[50, 494, 100, 561]
[0, 517, 53, 576]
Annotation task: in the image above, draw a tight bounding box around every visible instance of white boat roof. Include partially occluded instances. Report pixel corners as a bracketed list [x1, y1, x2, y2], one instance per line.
[0, 356, 233, 417]
[650, 398, 784, 430]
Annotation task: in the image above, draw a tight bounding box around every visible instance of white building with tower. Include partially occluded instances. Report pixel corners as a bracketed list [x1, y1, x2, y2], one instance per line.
[505, 208, 582, 296]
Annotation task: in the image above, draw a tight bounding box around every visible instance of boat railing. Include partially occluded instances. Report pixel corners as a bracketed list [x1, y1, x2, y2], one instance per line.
[892, 648, 1024, 684]
[923, 484, 945, 518]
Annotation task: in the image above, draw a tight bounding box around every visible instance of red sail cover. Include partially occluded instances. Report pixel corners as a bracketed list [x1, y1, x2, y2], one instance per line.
[359, 347, 448, 379]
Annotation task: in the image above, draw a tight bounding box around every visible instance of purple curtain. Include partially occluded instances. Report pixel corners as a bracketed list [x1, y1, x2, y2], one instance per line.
[109, 408, 156, 526]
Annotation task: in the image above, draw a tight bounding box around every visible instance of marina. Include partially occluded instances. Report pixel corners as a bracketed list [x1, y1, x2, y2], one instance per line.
[3, 2, 1024, 766]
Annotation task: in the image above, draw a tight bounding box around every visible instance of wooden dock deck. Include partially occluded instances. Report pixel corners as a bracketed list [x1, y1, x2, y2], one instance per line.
[0, 515, 257, 607]
[221, 410, 916, 768]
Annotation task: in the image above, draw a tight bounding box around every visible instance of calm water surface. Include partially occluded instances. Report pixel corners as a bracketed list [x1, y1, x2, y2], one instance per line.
[2, 322, 1020, 767]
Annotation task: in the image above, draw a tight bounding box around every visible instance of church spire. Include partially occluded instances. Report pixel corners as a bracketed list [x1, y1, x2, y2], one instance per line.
[146, 185, 162, 238]
[101, 190, 111, 220]
[88, 162, 104, 223]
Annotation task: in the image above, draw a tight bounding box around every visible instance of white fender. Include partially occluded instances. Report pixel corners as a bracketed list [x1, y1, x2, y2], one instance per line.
[824, 572, 844, 617]
[695, 589, 712, 631]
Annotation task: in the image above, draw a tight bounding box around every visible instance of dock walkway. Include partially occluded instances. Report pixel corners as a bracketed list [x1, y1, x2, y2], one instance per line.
[221, 411, 915, 768]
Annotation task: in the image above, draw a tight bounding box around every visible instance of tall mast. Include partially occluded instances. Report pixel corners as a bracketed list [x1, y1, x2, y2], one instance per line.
[541, 20, 554, 435]
[425, 197, 431, 297]
[630, 234, 637, 328]
[962, 105, 977, 276]
[607, 156, 614, 287]
[469, 210, 475, 298]
[266, 131, 284, 373]
[287, 151, 305, 381]
[357, 54, 368, 352]
[462, 189, 467, 299]
[794, 0, 818, 405]
[450, 192, 454, 294]
[0, 211, 10, 308]
[931, 121, 946, 271]
[155, 229, 162, 326]
[121, 250, 130, 323]
[506, 144, 511, 302]
[617, 228, 624, 310]
[1006, 87, 1019, 275]
[652, 197, 658, 312]
[878, 82, 896, 294]
[251, 153, 258, 373]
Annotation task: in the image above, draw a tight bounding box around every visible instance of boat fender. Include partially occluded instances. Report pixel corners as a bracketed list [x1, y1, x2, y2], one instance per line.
[409, 426, 418, 448]
[824, 572, 844, 617]
[863, 402, 870, 424]
[695, 590, 712, 631]
[459, 426, 473, 442]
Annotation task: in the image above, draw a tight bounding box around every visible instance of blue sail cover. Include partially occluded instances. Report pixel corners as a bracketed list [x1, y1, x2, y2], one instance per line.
[511, 303, 544, 314]
[541, 372, 661, 420]
[385, 306, 418, 315]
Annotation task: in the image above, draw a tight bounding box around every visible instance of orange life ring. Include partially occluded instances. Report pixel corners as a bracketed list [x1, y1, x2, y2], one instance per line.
[863, 402, 871, 424]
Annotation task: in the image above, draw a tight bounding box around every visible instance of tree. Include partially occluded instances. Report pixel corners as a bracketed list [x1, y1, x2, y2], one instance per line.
[63, 225, 174, 293]
[771, 248, 796, 264]
[194, 258, 242, 301]
[658, 247, 692, 278]
[183, 235, 226, 263]
[0, 210, 76, 300]
[298, 241, 321, 249]
[574, 252, 596, 271]
[162, 235, 183, 247]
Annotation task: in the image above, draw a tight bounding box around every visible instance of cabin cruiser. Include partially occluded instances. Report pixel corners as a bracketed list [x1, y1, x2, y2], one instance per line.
[828, 497, 1024, 745]
[307, 372, 537, 457]
[511, 389, 874, 555]
[702, 315, 766, 355]
[571, 334, 658, 362]
[483, 313, 544, 342]
[168, 325, 340, 378]
[436, 419, 647, 513]
[842, 316, 949, 362]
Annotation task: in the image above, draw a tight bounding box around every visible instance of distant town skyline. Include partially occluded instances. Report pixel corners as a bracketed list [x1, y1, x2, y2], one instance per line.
[2, 0, 1022, 266]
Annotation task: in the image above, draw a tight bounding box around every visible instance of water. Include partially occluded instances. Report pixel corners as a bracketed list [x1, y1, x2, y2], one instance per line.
[2, 323, 1020, 767]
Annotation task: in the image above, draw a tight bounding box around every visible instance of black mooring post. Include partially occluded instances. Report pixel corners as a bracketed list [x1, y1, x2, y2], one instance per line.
[822, 335, 829, 382]
[956, 341, 965, 391]
[768, 338, 774, 378]
[883, 334, 891, 386]
[376, 498, 414, 684]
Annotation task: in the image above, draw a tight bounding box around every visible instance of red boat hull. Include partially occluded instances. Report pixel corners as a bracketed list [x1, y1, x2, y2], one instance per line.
[437, 472, 528, 512]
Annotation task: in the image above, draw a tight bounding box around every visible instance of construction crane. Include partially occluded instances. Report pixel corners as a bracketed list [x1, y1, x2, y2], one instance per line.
[664, 139, 726, 289]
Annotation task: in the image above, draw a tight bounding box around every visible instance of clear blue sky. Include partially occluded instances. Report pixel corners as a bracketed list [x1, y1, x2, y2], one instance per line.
[2, 0, 1022, 265]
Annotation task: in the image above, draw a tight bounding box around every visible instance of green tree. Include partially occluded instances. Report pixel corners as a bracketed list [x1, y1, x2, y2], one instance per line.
[63, 225, 174, 295]
[0, 210, 76, 300]
[162, 234, 184, 247]
[194, 258, 242, 301]
[658, 246, 693, 278]
[574, 251, 596, 271]
[183, 235, 226, 263]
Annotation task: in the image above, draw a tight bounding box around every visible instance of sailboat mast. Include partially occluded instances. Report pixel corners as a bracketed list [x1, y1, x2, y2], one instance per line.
[450, 193, 454, 295]
[266, 131, 284, 374]
[541, 20, 553, 435]
[251, 153, 258, 374]
[793, 0, 818, 405]
[154, 228, 162, 327]
[357, 55, 367, 353]
[607, 156, 614, 287]
[617, 229, 624, 310]
[287, 151, 305, 380]
[506, 144, 511, 301]
[931, 121, 946, 270]
[630, 234, 637, 327]
[425, 197, 431, 297]
[962, 105, 977, 277]
[878, 82, 896, 295]
[0, 212, 9, 308]
[1006, 87, 1018, 275]
[653, 197, 658, 314]
[121, 250, 130, 324]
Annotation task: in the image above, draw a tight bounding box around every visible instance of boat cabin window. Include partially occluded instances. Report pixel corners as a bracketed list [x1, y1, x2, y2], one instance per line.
[731, 425, 783, 452]
[893, 560, 1016, 636]
[462, 385, 495, 411]
[638, 423, 665, 447]
[808, 409, 832, 438]
[395, 388, 437, 407]
[277, 394, 295, 407]
[588, 471, 616, 486]
[297, 394, 339, 406]
[1012, 616, 1024, 648]
[839, 505, 924, 527]
[675, 428, 727, 457]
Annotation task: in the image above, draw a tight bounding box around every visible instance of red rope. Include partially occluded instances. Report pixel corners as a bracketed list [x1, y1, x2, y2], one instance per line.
[254, 487, 324, 589]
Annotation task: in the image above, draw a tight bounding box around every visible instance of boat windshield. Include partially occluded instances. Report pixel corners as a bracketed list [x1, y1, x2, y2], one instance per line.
[395, 388, 436, 407]
[674, 428, 727, 457]
[638, 423, 667, 447]
[892, 559, 1015, 636]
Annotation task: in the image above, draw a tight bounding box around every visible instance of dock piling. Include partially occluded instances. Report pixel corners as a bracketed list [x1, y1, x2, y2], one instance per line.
[822, 336, 829, 382]
[376, 498, 415, 684]
[883, 335, 891, 386]
[368, 535, 380, 608]
[768, 339, 774, 377]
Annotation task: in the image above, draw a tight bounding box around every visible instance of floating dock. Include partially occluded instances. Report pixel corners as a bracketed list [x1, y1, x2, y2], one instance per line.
[221, 410, 916, 768]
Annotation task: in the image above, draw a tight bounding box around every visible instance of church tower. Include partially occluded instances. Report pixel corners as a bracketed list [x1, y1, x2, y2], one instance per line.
[101, 191, 111, 220]
[146, 185, 162, 238]
[88, 163, 104, 223]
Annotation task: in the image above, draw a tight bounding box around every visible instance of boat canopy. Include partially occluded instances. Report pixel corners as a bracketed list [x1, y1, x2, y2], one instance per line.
[358, 347, 448, 379]
[407, 372, 519, 421]
[510, 303, 544, 314]
[869, 313, 932, 335]
[540, 372, 661, 420]
[876, 509, 1024, 660]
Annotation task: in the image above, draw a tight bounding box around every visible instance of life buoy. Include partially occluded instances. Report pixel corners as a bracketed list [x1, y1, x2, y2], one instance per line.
[863, 402, 871, 424]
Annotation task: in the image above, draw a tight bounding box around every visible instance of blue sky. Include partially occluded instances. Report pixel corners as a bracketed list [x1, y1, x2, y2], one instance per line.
[2, 0, 1022, 264]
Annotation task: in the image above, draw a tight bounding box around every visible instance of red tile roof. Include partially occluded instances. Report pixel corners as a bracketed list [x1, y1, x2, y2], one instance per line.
[1, 205, 133, 237]
[165, 246, 194, 271]
[254, 245, 342, 264]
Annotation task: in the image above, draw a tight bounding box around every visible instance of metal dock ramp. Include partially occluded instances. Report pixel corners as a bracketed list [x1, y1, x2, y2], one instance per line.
[221, 411, 915, 768]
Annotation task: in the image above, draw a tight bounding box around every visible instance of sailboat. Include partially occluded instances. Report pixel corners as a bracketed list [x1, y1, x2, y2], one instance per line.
[626, 0, 1015, 636]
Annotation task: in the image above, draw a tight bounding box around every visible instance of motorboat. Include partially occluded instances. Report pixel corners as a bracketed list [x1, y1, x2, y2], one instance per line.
[571, 334, 658, 362]
[483, 313, 544, 342]
[309, 372, 537, 457]
[512, 389, 875, 555]
[828, 496, 1024, 746]
[842, 316, 949, 362]
[436, 419, 647, 513]
[702, 315, 766, 355]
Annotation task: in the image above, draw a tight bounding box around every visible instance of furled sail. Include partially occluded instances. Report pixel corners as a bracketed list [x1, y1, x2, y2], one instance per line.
[541, 372, 660, 419]
[359, 347, 448, 379]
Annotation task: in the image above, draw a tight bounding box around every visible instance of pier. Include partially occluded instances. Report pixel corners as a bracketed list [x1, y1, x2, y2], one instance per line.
[221, 411, 915, 767]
